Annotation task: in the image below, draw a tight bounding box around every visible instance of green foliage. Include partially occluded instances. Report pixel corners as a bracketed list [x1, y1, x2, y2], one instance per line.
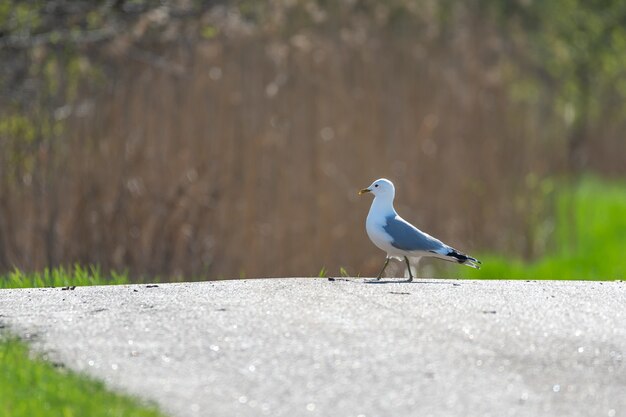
[482, 0, 626, 129]
[462, 176, 626, 280]
[0, 265, 129, 289]
[0, 337, 166, 417]
[0, 114, 36, 143]
[0, 113, 37, 181]
[200, 25, 219, 40]
[2, 1, 43, 33]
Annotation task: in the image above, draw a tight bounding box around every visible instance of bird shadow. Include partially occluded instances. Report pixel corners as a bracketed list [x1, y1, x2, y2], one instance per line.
[362, 279, 461, 286]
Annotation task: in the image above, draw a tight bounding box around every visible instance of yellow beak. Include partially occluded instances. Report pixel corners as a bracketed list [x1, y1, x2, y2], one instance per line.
[358, 188, 371, 195]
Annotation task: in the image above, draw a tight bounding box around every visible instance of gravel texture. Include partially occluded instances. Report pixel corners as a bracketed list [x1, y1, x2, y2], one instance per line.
[1, 278, 625, 417]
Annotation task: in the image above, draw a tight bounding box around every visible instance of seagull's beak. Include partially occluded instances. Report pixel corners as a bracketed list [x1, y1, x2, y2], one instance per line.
[358, 188, 371, 195]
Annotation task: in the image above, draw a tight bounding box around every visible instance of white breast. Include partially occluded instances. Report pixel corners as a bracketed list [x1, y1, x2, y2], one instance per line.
[365, 202, 404, 257]
[366, 216, 392, 251]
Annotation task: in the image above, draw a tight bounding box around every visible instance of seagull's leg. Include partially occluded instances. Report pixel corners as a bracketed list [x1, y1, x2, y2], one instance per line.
[376, 257, 390, 280]
[404, 256, 413, 282]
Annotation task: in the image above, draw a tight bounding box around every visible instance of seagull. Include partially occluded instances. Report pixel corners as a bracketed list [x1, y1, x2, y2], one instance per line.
[359, 178, 481, 282]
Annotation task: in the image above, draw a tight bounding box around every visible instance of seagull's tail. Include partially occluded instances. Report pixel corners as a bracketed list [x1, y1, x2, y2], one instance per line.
[445, 249, 482, 269]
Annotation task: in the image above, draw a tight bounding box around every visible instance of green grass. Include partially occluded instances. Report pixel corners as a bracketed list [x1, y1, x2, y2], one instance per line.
[0, 337, 166, 417]
[0, 264, 129, 289]
[1, 266, 166, 417]
[462, 176, 626, 280]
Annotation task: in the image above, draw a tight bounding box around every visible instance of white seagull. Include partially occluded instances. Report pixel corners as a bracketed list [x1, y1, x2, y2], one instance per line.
[359, 178, 481, 282]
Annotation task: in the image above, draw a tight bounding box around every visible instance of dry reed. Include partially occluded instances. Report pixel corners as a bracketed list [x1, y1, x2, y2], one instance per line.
[0, 10, 623, 279]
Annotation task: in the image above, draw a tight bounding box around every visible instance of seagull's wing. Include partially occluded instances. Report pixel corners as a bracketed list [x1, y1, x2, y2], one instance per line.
[383, 215, 446, 252]
[383, 214, 481, 269]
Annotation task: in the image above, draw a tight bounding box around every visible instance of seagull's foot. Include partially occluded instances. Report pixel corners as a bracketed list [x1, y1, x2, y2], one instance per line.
[402, 257, 414, 284]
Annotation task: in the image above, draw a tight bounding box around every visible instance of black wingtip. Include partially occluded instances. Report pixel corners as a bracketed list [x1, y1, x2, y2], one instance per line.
[447, 250, 481, 268]
[447, 250, 468, 263]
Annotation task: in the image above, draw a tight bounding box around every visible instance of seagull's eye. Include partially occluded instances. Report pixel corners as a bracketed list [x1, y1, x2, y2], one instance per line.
[375, 184, 379, 188]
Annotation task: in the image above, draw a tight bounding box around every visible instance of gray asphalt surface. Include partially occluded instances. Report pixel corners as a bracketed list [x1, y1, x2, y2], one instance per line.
[1, 278, 625, 417]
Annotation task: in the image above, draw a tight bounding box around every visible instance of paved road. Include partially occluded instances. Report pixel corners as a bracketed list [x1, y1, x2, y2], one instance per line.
[1, 278, 625, 417]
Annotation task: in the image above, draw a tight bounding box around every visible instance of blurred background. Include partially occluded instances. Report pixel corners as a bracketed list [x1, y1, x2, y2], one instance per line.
[1, 0, 625, 281]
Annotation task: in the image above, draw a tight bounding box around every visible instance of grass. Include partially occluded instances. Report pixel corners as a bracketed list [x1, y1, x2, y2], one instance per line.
[1, 266, 166, 417]
[461, 176, 626, 280]
[0, 264, 129, 289]
[0, 337, 166, 417]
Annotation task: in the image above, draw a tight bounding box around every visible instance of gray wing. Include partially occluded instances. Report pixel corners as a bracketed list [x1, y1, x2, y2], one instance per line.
[383, 215, 446, 252]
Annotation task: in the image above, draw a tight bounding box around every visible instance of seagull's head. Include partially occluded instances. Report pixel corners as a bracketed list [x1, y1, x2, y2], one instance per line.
[358, 178, 395, 198]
